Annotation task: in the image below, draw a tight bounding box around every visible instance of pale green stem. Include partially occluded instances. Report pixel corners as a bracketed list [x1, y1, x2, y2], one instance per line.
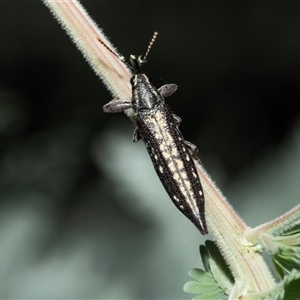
[43, 0, 280, 298]
[194, 163, 276, 299]
[246, 204, 300, 242]
[42, 0, 132, 101]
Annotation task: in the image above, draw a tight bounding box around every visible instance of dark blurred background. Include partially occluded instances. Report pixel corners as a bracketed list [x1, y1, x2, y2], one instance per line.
[1, 1, 300, 298]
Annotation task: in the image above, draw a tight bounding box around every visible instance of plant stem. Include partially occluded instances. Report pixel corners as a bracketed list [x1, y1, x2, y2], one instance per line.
[42, 0, 132, 101]
[194, 163, 276, 298]
[246, 204, 300, 242]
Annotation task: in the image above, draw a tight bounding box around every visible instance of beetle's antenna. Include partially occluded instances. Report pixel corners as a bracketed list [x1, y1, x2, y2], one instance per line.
[97, 37, 130, 68]
[97, 31, 159, 72]
[142, 31, 158, 62]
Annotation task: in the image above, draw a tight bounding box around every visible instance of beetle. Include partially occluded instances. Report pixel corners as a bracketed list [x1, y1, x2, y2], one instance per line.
[101, 32, 207, 234]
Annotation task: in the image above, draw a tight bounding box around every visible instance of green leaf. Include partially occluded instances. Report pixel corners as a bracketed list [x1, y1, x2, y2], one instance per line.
[267, 269, 300, 300]
[188, 268, 213, 282]
[184, 241, 234, 299]
[272, 245, 300, 278]
[282, 224, 300, 236]
[282, 270, 300, 300]
[203, 240, 234, 294]
[192, 289, 226, 300]
[200, 244, 210, 273]
[184, 278, 227, 300]
[264, 231, 300, 277]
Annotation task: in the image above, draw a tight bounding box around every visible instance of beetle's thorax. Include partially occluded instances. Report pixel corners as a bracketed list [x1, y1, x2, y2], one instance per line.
[131, 74, 164, 113]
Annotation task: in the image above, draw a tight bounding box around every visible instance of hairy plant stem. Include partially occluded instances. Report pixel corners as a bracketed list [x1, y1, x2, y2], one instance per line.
[43, 0, 132, 101]
[194, 163, 276, 298]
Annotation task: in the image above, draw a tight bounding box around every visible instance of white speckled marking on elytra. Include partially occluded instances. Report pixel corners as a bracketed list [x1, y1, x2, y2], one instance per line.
[173, 195, 179, 202]
[148, 109, 201, 216]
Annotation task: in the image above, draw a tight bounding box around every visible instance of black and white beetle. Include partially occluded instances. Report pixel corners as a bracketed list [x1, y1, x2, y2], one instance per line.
[101, 32, 208, 234]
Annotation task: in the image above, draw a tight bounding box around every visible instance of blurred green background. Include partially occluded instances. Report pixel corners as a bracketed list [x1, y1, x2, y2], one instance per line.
[1, 1, 300, 298]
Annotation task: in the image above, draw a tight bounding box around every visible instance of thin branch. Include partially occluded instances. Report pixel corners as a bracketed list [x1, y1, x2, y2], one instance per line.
[42, 0, 132, 101]
[246, 204, 300, 242]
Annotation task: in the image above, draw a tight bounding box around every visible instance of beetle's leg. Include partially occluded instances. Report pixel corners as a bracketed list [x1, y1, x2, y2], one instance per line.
[184, 140, 202, 163]
[103, 99, 132, 113]
[172, 114, 182, 126]
[133, 127, 141, 143]
[158, 84, 178, 98]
